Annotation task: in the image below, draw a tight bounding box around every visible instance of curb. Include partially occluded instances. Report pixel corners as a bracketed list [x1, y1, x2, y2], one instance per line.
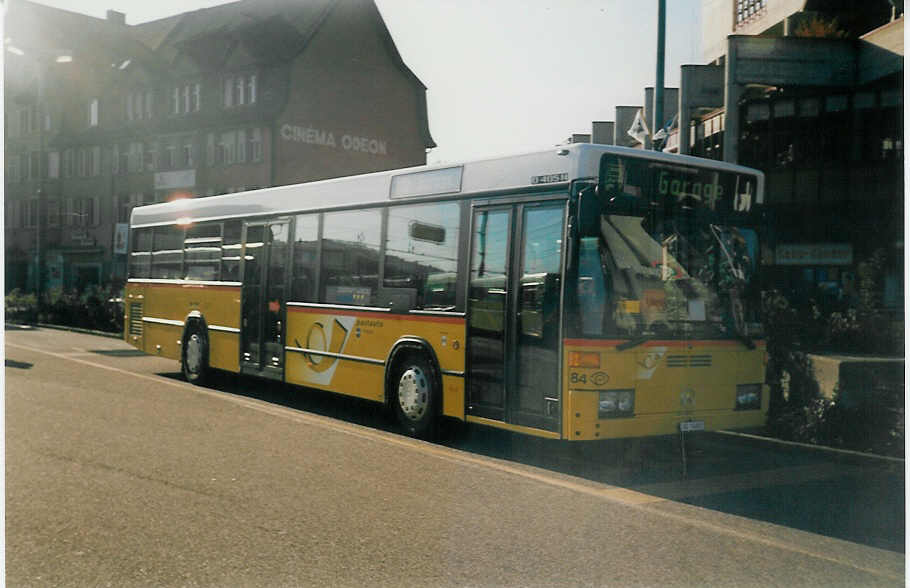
[714, 429, 904, 464]
[6, 322, 121, 340]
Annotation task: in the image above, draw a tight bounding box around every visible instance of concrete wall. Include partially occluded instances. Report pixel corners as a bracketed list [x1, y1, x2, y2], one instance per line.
[809, 354, 904, 408]
[702, 0, 806, 63]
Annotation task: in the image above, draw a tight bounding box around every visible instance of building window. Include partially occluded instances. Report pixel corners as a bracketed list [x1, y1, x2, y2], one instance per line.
[144, 141, 157, 172]
[89, 98, 99, 126]
[128, 142, 144, 173]
[119, 192, 149, 223]
[182, 138, 195, 168]
[735, 0, 766, 27]
[172, 83, 200, 115]
[63, 149, 74, 178]
[6, 201, 20, 229]
[219, 131, 235, 164]
[163, 139, 177, 170]
[68, 197, 98, 227]
[47, 200, 60, 228]
[92, 146, 101, 176]
[29, 151, 41, 180]
[126, 90, 153, 121]
[13, 105, 35, 136]
[8, 154, 20, 183]
[209, 128, 264, 166]
[48, 151, 59, 179]
[76, 147, 92, 178]
[25, 199, 39, 228]
[224, 74, 257, 108]
[237, 129, 247, 163]
[250, 127, 263, 161]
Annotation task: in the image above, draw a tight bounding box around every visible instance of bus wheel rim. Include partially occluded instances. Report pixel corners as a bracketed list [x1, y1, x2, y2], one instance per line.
[398, 366, 428, 421]
[186, 333, 202, 374]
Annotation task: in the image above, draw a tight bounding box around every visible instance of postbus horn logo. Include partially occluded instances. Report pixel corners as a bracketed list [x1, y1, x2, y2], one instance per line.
[303, 319, 349, 373]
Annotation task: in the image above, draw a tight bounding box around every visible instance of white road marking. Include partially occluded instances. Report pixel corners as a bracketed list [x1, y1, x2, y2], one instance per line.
[6, 340, 903, 581]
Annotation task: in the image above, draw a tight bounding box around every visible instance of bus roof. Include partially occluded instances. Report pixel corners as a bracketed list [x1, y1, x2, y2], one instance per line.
[130, 143, 764, 228]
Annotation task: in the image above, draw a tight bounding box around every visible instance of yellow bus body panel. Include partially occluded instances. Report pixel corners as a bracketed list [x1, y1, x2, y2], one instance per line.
[563, 339, 768, 440]
[124, 282, 241, 371]
[284, 306, 466, 417]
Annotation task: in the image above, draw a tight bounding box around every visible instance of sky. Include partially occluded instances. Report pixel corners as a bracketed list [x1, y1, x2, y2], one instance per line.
[14, 0, 703, 164]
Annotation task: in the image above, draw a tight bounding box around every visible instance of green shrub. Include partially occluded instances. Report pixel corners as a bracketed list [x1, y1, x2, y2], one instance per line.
[7, 284, 123, 333]
[5, 289, 37, 323]
[761, 249, 904, 456]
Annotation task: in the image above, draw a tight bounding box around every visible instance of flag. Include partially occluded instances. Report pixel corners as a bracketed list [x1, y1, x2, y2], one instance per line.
[653, 113, 678, 142]
[627, 109, 649, 144]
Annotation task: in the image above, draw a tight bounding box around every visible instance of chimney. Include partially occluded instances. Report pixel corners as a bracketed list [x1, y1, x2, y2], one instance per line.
[106, 10, 126, 25]
[591, 121, 615, 145]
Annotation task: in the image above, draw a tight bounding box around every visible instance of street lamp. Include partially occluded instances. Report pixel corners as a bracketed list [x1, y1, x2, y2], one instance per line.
[6, 41, 72, 318]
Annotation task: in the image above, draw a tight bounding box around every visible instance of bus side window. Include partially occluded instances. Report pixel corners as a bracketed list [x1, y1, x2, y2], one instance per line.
[151, 225, 184, 279]
[184, 222, 222, 281]
[292, 214, 319, 302]
[321, 209, 381, 306]
[129, 227, 153, 278]
[576, 237, 607, 336]
[221, 221, 242, 282]
[384, 201, 459, 310]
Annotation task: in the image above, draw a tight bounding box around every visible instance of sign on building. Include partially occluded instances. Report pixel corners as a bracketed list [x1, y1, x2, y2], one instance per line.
[775, 243, 853, 266]
[113, 223, 129, 254]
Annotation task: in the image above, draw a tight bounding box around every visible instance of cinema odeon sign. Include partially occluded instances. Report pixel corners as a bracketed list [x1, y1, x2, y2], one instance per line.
[280, 124, 388, 156]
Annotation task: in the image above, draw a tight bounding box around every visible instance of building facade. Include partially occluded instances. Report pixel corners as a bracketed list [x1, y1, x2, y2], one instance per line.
[571, 0, 903, 315]
[4, 0, 435, 293]
[685, 0, 904, 310]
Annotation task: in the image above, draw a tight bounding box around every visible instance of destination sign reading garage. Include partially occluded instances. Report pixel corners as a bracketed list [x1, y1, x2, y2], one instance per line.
[280, 124, 389, 155]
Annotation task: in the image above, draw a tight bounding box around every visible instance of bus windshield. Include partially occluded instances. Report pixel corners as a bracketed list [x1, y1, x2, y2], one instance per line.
[575, 213, 762, 341]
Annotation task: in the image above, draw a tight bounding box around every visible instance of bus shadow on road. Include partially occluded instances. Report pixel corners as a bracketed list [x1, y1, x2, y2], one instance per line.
[166, 369, 904, 554]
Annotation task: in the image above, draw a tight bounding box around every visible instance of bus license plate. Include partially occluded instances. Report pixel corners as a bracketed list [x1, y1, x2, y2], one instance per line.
[679, 420, 705, 432]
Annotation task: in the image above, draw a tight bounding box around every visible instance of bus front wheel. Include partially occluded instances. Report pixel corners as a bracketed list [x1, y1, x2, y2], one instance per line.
[182, 325, 208, 385]
[392, 355, 438, 438]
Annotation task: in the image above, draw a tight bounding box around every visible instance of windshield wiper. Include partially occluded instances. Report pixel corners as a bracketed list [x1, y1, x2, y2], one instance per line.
[615, 335, 652, 351]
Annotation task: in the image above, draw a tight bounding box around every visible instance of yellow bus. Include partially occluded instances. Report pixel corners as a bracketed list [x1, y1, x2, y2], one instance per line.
[124, 144, 768, 440]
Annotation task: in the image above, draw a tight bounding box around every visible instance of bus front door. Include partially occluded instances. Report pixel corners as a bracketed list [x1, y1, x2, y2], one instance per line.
[467, 202, 564, 434]
[240, 220, 290, 379]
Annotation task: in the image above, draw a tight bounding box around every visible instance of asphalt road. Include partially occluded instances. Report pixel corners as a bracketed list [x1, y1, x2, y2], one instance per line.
[5, 326, 905, 587]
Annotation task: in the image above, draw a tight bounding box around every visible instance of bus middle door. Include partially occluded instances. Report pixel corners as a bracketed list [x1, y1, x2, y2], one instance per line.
[240, 219, 290, 379]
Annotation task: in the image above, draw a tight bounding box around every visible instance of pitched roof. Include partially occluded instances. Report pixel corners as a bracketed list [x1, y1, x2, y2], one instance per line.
[135, 0, 336, 64]
[6, 0, 160, 73]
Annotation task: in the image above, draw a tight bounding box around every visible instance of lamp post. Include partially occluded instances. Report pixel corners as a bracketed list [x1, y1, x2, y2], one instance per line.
[654, 0, 666, 151]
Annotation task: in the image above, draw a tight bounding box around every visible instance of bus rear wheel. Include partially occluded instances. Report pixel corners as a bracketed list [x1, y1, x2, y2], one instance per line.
[392, 355, 438, 439]
[182, 326, 208, 385]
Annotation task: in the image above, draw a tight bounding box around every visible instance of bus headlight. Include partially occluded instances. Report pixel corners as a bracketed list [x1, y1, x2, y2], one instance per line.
[735, 384, 762, 411]
[599, 389, 634, 418]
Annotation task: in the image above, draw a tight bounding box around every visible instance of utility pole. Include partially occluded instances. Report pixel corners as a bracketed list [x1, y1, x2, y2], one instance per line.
[654, 0, 666, 150]
[35, 61, 46, 318]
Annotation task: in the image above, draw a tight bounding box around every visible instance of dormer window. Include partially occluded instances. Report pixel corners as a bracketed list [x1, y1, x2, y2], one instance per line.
[224, 73, 257, 108]
[126, 90, 154, 121]
[172, 82, 201, 115]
